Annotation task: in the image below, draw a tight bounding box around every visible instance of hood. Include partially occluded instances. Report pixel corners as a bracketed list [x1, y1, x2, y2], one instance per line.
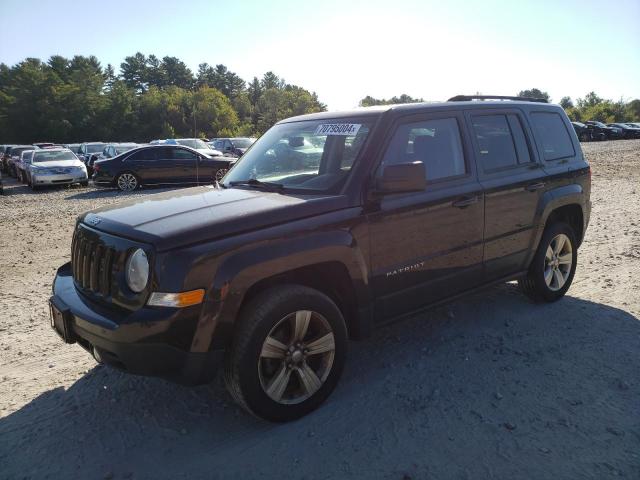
[32, 160, 85, 168]
[82, 186, 348, 251]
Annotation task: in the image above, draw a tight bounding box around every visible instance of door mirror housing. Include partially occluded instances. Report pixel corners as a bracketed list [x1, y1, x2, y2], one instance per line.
[376, 161, 426, 194]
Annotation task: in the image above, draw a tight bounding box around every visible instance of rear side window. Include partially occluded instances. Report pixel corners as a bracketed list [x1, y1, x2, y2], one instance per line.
[530, 112, 575, 161]
[129, 148, 157, 161]
[471, 114, 531, 171]
[381, 117, 466, 182]
[171, 148, 198, 160]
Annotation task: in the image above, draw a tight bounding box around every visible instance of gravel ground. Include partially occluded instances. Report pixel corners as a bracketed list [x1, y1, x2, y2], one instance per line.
[1, 140, 639, 479]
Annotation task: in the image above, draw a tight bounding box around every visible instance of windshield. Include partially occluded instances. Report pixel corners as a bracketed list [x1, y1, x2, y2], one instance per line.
[115, 144, 138, 154]
[87, 144, 106, 153]
[223, 118, 373, 192]
[33, 150, 77, 162]
[232, 138, 255, 148]
[177, 139, 210, 150]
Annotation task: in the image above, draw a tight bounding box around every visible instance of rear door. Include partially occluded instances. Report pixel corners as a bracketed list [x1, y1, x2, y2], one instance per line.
[367, 112, 485, 320]
[465, 109, 547, 280]
[166, 147, 199, 184]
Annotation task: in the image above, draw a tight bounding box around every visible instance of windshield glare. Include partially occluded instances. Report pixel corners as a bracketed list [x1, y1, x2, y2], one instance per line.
[177, 139, 210, 150]
[232, 138, 255, 148]
[87, 144, 106, 153]
[115, 144, 138, 154]
[33, 150, 77, 162]
[223, 119, 372, 192]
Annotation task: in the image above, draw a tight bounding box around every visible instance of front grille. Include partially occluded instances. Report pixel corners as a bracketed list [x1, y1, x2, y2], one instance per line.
[71, 230, 115, 297]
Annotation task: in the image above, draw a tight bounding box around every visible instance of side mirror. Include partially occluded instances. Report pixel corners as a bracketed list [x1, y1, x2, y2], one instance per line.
[376, 161, 426, 194]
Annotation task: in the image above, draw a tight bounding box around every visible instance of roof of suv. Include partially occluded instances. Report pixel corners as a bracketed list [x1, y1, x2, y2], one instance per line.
[280, 99, 560, 124]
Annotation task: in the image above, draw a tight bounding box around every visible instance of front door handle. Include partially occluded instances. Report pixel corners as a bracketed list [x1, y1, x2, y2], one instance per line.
[452, 195, 479, 209]
[525, 182, 546, 192]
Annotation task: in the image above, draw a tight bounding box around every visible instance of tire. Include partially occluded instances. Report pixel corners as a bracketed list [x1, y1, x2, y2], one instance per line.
[116, 172, 139, 191]
[80, 181, 89, 187]
[519, 222, 578, 302]
[16, 170, 22, 182]
[579, 132, 589, 142]
[224, 284, 348, 422]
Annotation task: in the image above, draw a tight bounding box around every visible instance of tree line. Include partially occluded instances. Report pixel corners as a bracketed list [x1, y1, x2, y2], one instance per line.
[0, 53, 326, 143]
[358, 88, 640, 124]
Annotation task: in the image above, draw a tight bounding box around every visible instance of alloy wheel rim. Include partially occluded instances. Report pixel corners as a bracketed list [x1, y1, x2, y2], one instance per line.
[118, 173, 137, 191]
[544, 233, 573, 291]
[258, 310, 335, 405]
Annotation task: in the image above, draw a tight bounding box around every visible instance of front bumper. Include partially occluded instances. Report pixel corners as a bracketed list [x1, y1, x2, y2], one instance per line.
[50, 263, 223, 385]
[33, 172, 87, 185]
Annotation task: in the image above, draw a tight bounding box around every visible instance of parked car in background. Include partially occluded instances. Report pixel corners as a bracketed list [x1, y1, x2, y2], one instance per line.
[86, 143, 140, 176]
[571, 122, 605, 142]
[33, 142, 55, 149]
[172, 138, 223, 157]
[77, 142, 107, 166]
[607, 123, 640, 139]
[584, 121, 623, 140]
[93, 144, 236, 191]
[64, 144, 82, 154]
[211, 137, 256, 157]
[0, 145, 10, 172]
[626, 122, 640, 128]
[7, 145, 40, 177]
[15, 149, 35, 183]
[28, 148, 88, 190]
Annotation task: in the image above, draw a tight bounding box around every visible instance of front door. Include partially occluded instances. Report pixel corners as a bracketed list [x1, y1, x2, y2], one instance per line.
[367, 113, 485, 321]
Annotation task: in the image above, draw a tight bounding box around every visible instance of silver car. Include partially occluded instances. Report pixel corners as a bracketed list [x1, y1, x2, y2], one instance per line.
[16, 150, 35, 183]
[27, 148, 88, 190]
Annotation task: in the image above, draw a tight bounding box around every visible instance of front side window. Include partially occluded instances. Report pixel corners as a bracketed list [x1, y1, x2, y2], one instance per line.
[380, 117, 466, 181]
[531, 112, 575, 161]
[224, 118, 373, 192]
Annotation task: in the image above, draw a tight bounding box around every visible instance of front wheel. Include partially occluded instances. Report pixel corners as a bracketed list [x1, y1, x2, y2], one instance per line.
[116, 172, 139, 191]
[519, 222, 578, 302]
[225, 285, 348, 422]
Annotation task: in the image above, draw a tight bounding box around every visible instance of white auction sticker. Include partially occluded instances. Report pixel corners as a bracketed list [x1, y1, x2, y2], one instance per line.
[313, 123, 361, 136]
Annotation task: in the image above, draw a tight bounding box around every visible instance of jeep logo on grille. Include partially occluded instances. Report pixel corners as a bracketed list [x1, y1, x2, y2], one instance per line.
[87, 216, 101, 226]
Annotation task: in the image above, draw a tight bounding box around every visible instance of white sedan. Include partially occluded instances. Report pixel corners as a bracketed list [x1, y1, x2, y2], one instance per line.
[27, 148, 88, 190]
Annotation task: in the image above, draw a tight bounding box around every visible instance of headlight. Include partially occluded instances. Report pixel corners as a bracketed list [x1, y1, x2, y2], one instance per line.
[125, 248, 149, 293]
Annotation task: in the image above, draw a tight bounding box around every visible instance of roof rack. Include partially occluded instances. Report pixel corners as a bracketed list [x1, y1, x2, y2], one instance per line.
[447, 95, 548, 103]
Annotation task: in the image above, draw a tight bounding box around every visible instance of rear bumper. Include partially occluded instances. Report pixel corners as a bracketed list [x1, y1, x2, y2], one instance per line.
[51, 263, 223, 385]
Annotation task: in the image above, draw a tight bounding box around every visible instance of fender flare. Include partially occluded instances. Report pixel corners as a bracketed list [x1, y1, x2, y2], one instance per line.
[525, 183, 587, 265]
[191, 230, 370, 352]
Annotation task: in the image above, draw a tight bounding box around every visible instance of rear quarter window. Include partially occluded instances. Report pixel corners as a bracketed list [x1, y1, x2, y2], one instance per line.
[531, 112, 575, 161]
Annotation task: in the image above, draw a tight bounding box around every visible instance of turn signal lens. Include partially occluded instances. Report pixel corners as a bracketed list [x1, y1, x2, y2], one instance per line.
[147, 289, 205, 308]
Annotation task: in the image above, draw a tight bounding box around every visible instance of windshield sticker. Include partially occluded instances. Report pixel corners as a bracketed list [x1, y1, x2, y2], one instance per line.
[314, 123, 361, 136]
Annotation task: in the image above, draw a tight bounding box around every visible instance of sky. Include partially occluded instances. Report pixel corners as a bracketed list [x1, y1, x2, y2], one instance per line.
[1, 0, 638, 110]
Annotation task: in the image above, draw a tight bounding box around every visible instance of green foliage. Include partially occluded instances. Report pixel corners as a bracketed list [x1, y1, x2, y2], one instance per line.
[517, 88, 551, 102]
[564, 93, 639, 123]
[559, 96, 573, 109]
[0, 54, 326, 142]
[359, 94, 424, 107]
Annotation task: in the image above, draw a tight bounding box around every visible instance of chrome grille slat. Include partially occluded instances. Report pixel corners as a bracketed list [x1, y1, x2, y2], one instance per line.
[90, 245, 101, 292]
[100, 248, 113, 296]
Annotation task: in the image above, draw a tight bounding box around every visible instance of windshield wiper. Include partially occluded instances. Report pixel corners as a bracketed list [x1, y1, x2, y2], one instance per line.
[228, 178, 285, 192]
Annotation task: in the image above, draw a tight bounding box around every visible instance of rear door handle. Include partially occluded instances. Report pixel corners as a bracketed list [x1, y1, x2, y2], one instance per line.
[452, 195, 479, 208]
[525, 182, 546, 192]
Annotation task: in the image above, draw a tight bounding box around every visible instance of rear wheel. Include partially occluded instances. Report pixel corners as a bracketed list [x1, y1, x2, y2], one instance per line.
[225, 285, 347, 422]
[519, 222, 577, 302]
[579, 132, 589, 142]
[116, 172, 139, 191]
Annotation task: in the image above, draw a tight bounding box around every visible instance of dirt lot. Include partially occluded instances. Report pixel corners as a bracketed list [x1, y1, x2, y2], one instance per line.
[1, 140, 639, 479]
